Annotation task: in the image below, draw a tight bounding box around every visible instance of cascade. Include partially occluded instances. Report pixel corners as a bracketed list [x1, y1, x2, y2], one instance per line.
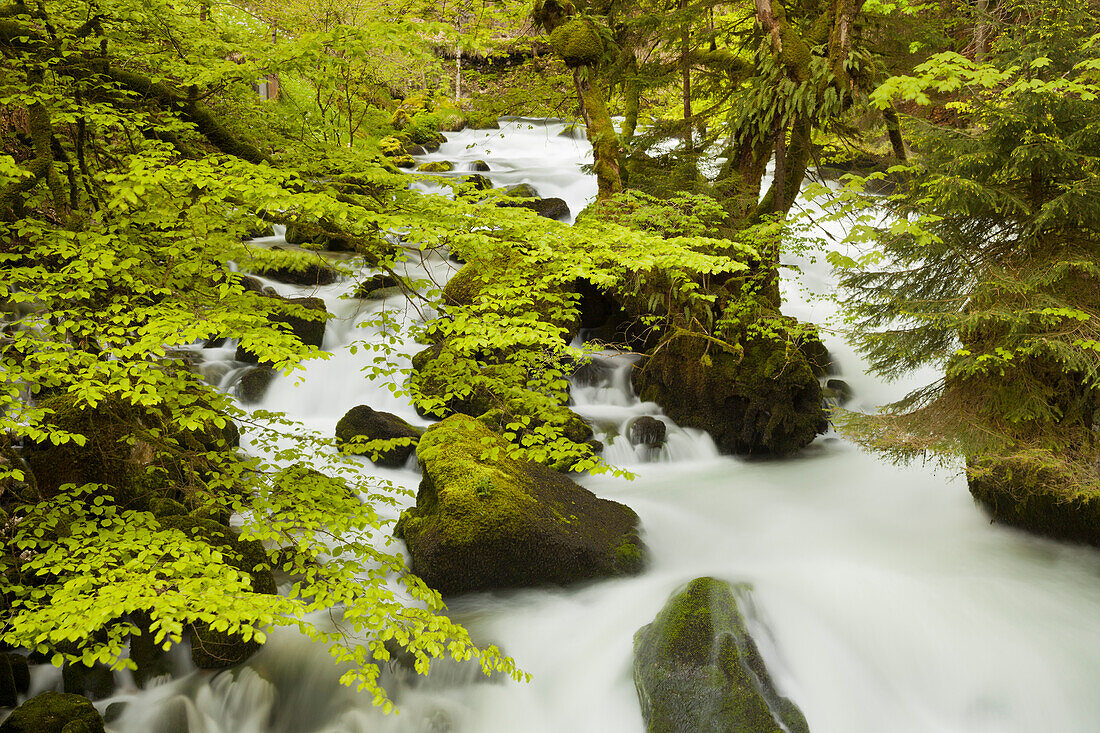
[98, 119, 1100, 733]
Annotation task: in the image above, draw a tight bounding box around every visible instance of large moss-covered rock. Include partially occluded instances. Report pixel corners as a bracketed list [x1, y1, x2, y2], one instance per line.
[968, 450, 1100, 547]
[634, 578, 809, 733]
[335, 405, 423, 467]
[549, 19, 605, 67]
[252, 253, 339, 286]
[394, 415, 645, 594]
[0, 691, 105, 733]
[496, 196, 571, 221]
[235, 295, 329, 364]
[417, 160, 454, 173]
[633, 323, 827, 456]
[21, 394, 156, 499]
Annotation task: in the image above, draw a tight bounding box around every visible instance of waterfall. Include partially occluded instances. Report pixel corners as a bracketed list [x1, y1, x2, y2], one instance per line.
[101, 119, 1100, 733]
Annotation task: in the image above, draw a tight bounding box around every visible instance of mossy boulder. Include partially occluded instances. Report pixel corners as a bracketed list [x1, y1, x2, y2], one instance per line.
[61, 663, 115, 701]
[417, 160, 454, 173]
[549, 19, 605, 67]
[394, 415, 645, 594]
[284, 223, 353, 253]
[629, 416, 667, 448]
[460, 173, 494, 191]
[21, 394, 157, 500]
[472, 160, 491, 172]
[496, 196, 571, 221]
[634, 578, 809, 733]
[392, 155, 416, 169]
[235, 295, 329, 364]
[502, 182, 540, 198]
[633, 324, 827, 456]
[378, 136, 406, 157]
[968, 450, 1100, 547]
[252, 251, 339, 287]
[0, 691, 105, 733]
[477, 396, 595, 472]
[237, 366, 276, 404]
[558, 122, 585, 139]
[335, 405, 423, 467]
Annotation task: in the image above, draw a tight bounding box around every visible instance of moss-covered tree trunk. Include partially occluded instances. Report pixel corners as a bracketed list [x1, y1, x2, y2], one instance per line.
[574, 67, 623, 200]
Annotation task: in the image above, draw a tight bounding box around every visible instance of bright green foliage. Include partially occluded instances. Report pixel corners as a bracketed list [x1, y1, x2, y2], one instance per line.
[820, 0, 1100, 495]
[0, 0, 525, 707]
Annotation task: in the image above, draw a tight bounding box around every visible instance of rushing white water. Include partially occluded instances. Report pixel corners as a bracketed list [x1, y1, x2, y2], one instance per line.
[99, 120, 1100, 733]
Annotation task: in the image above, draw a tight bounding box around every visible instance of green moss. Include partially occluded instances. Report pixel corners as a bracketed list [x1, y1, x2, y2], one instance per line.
[395, 415, 645, 594]
[377, 136, 405, 157]
[0, 691, 105, 733]
[968, 449, 1100, 546]
[549, 19, 605, 67]
[148, 498, 187, 518]
[633, 578, 808, 733]
[417, 160, 454, 173]
[634, 319, 826, 455]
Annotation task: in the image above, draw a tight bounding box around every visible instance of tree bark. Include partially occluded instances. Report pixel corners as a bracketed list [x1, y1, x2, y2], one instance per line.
[574, 67, 622, 200]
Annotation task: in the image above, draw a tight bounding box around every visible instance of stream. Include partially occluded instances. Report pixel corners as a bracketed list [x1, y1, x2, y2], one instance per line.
[96, 118, 1100, 733]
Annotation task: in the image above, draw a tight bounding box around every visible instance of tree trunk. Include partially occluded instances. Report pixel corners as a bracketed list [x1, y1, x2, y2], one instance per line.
[574, 67, 622, 200]
[681, 0, 692, 152]
[883, 104, 907, 162]
[622, 51, 640, 143]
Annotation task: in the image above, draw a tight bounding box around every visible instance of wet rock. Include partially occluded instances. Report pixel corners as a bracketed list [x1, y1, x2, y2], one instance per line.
[393, 155, 416, 168]
[471, 160, 491, 172]
[335, 405, 423, 468]
[283, 223, 353, 253]
[160, 515, 274, 670]
[634, 578, 809, 733]
[634, 322, 827, 456]
[237, 366, 276, 404]
[62, 662, 115, 701]
[405, 144, 428, 155]
[235, 295, 329, 364]
[629, 416, 666, 449]
[824, 378, 853, 406]
[0, 691, 106, 733]
[0, 654, 29, 701]
[394, 415, 646, 594]
[152, 696, 191, 733]
[102, 702, 128, 724]
[353, 273, 403, 299]
[0, 655, 17, 707]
